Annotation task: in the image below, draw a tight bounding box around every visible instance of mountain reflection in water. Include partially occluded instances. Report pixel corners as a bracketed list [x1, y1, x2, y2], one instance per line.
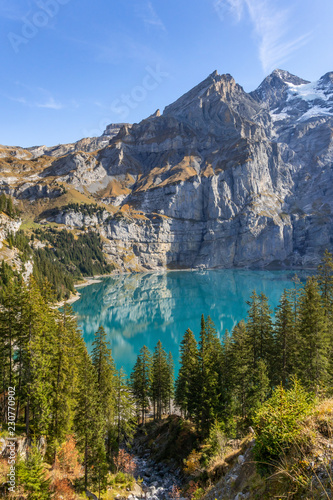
[72, 269, 311, 375]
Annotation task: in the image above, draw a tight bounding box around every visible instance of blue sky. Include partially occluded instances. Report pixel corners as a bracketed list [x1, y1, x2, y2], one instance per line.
[1, 0, 333, 147]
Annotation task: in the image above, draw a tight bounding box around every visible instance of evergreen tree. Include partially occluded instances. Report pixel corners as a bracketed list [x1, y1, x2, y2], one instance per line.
[298, 277, 329, 393]
[48, 305, 84, 458]
[151, 341, 169, 420]
[230, 320, 270, 427]
[166, 351, 175, 414]
[17, 441, 51, 500]
[273, 290, 296, 387]
[0, 193, 6, 213]
[229, 320, 252, 422]
[113, 369, 136, 449]
[27, 278, 57, 437]
[246, 291, 274, 381]
[175, 329, 199, 418]
[219, 328, 234, 422]
[92, 325, 116, 460]
[74, 351, 106, 491]
[318, 250, 333, 316]
[196, 315, 222, 436]
[247, 359, 270, 421]
[286, 274, 302, 327]
[130, 345, 152, 424]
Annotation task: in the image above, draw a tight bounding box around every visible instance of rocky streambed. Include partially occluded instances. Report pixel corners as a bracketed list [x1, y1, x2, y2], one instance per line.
[129, 453, 183, 500]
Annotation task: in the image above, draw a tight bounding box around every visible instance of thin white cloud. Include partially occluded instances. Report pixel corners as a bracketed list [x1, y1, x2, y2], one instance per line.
[35, 97, 63, 110]
[214, 0, 244, 22]
[5, 83, 63, 110]
[138, 1, 166, 32]
[214, 0, 312, 73]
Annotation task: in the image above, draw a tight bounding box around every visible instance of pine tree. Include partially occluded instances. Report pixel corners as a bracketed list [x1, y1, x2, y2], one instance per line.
[247, 359, 270, 421]
[26, 278, 57, 437]
[230, 320, 270, 427]
[286, 274, 302, 327]
[130, 345, 152, 424]
[113, 369, 136, 449]
[48, 305, 84, 458]
[151, 341, 169, 420]
[17, 440, 51, 500]
[297, 277, 329, 393]
[273, 290, 296, 387]
[317, 251, 333, 387]
[317, 250, 333, 316]
[166, 351, 174, 414]
[196, 315, 222, 436]
[219, 328, 234, 422]
[92, 325, 116, 460]
[246, 291, 274, 375]
[0, 193, 6, 213]
[6, 196, 14, 218]
[229, 320, 252, 422]
[175, 329, 199, 418]
[74, 351, 106, 491]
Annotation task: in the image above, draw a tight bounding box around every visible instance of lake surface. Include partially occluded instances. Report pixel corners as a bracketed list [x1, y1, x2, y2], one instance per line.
[72, 270, 310, 376]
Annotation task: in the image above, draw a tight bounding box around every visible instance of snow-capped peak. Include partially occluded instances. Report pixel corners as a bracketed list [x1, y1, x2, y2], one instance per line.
[286, 80, 333, 103]
[269, 72, 333, 124]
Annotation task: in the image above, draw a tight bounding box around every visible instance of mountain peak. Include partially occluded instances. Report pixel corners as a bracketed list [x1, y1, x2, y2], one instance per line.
[318, 71, 333, 86]
[250, 69, 310, 108]
[163, 71, 238, 118]
[269, 69, 307, 84]
[261, 69, 310, 88]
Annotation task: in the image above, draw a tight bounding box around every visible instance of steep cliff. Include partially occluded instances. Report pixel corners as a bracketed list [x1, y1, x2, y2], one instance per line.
[1, 69, 333, 270]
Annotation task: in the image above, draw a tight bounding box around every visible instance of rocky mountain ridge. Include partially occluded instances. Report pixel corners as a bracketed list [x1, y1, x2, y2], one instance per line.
[1, 69, 333, 270]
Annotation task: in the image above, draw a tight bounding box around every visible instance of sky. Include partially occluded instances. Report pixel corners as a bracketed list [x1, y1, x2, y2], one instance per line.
[0, 0, 333, 148]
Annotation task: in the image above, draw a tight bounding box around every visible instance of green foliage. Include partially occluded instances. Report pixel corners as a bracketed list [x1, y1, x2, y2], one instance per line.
[113, 369, 137, 449]
[175, 328, 199, 419]
[8, 230, 33, 263]
[196, 315, 223, 436]
[92, 325, 116, 461]
[297, 277, 329, 392]
[0, 260, 18, 293]
[0, 193, 20, 218]
[17, 441, 51, 499]
[152, 340, 170, 420]
[61, 202, 106, 217]
[130, 345, 152, 424]
[273, 290, 296, 387]
[207, 420, 227, 459]
[253, 379, 315, 466]
[108, 471, 135, 490]
[33, 228, 114, 299]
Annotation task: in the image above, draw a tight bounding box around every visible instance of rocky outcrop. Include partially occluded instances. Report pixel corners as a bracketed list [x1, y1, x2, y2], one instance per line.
[0, 213, 21, 249]
[27, 122, 128, 159]
[2, 69, 333, 269]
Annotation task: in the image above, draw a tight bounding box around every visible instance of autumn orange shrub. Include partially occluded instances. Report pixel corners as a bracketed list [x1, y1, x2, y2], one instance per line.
[47, 435, 83, 500]
[113, 449, 136, 475]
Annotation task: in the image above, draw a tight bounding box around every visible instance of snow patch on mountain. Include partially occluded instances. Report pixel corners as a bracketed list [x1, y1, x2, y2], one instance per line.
[286, 80, 333, 103]
[298, 105, 333, 121]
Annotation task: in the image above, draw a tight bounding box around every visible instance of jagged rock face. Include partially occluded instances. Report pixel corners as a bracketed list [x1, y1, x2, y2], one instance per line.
[2, 69, 333, 269]
[27, 123, 128, 159]
[0, 213, 21, 249]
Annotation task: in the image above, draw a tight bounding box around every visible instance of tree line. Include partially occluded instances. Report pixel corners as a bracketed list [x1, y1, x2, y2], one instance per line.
[131, 251, 333, 438]
[0, 193, 19, 219]
[4, 227, 114, 300]
[0, 275, 135, 494]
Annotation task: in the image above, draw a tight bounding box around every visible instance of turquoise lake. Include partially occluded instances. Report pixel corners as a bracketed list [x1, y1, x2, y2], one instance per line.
[72, 270, 311, 376]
